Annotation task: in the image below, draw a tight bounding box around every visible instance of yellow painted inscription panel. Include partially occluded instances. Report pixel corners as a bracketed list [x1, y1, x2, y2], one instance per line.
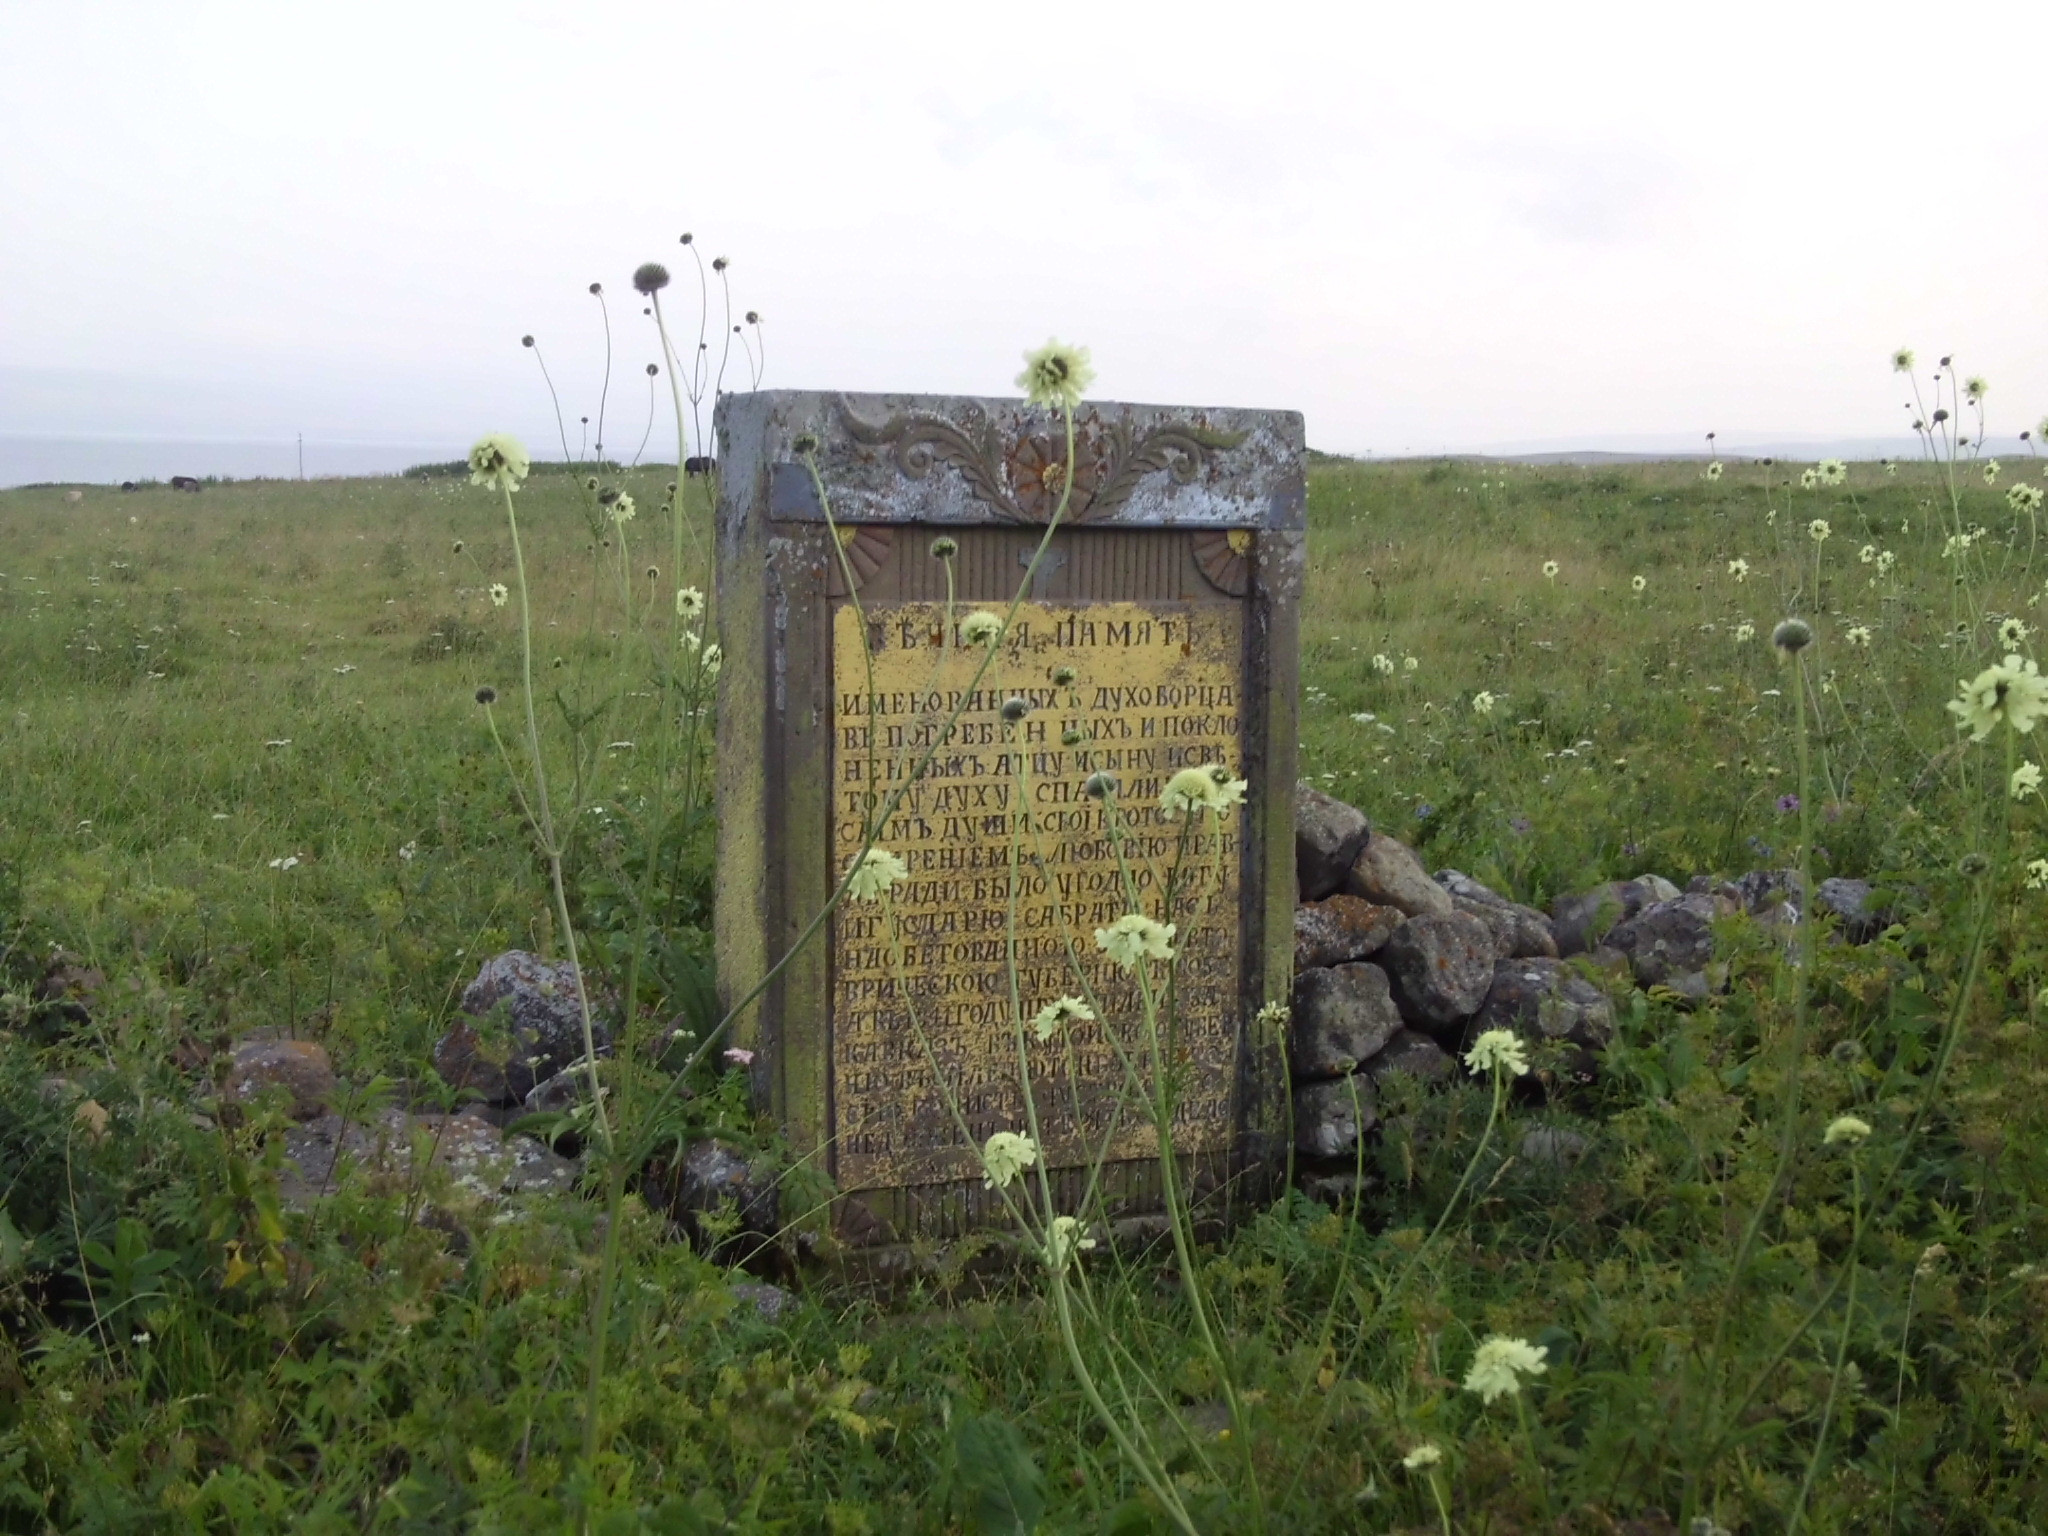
[830, 601, 1245, 1190]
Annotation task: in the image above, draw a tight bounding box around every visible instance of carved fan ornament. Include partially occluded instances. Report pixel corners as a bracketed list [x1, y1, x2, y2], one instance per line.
[824, 523, 894, 596]
[835, 398, 1246, 525]
[1192, 527, 1254, 595]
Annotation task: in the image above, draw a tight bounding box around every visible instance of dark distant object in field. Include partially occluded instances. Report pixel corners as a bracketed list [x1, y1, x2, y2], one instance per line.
[170, 476, 202, 493]
[685, 456, 714, 477]
[120, 481, 138, 492]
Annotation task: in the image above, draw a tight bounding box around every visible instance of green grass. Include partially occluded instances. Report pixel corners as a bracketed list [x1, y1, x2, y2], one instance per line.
[3, 454, 2046, 1532]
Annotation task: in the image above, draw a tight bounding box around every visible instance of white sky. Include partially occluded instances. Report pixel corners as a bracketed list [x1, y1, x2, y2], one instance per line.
[4, 0, 2045, 459]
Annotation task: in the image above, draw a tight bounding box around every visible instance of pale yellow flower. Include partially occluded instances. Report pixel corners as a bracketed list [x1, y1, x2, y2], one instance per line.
[1031, 995, 1095, 1041]
[1824, 1115, 1872, 1146]
[981, 1130, 1039, 1190]
[1727, 557, 1750, 582]
[1947, 656, 2048, 740]
[1463, 1336, 1547, 1403]
[468, 432, 530, 493]
[846, 848, 908, 901]
[2013, 761, 2043, 801]
[1463, 1029, 1528, 1077]
[960, 610, 1004, 647]
[1015, 339, 1095, 412]
[489, 583, 509, 608]
[1094, 913, 1177, 969]
[1808, 519, 1831, 544]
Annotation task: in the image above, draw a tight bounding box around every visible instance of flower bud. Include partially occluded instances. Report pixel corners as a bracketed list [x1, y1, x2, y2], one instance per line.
[1000, 697, 1030, 723]
[632, 263, 670, 295]
[929, 536, 958, 559]
[475, 686, 497, 705]
[1772, 618, 1813, 654]
[1084, 772, 1118, 799]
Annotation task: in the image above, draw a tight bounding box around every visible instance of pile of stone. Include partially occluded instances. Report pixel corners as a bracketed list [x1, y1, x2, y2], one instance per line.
[1289, 782, 1887, 1176]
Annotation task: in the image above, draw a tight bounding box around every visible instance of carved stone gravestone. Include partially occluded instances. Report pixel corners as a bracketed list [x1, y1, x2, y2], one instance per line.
[714, 390, 1303, 1245]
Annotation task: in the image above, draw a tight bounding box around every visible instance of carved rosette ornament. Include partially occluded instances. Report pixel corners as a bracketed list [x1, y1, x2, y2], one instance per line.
[837, 398, 1246, 524]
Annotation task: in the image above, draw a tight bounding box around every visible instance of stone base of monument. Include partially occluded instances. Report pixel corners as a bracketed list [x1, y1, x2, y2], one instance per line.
[1287, 782, 1897, 1203]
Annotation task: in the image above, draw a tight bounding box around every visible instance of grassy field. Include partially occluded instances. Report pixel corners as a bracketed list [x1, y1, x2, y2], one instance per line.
[3, 450, 2046, 1531]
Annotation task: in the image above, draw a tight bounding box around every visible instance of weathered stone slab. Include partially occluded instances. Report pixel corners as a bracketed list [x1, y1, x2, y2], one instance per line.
[715, 389, 1304, 1239]
[1550, 876, 1675, 957]
[1606, 893, 1728, 988]
[1291, 962, 1403, 1078]
[1294, 894, 1403, 970]
[1294, 1076, 1377, 1158]
[1362, 1028, 1454, 1087]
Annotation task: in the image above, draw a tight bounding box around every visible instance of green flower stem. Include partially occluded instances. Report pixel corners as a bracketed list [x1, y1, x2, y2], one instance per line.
[1789, 1152, 1864, 1534]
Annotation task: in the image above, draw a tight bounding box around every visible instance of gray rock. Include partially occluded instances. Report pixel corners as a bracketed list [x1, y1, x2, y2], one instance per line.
[1298, 1170, 1367, 1208]
[1294, 894, 1404, 971]
[1606, 893, 1727, 988]
[730, 1280, 798, 1323]
[1291, 963, 1403, 1078]
[1451, 893, 1558, 960]
[1346, 833, 1455, 918]
[522, 1060, 608, 1116]
[1733, 868, 1804, 918]
[1295, 782, 1371, 901]
[648, 1138, 781, 1252]
[1434, 868, 1504, 905]
[435, 950, 611, 1105]
[1550, 876, 1672, 956]
[1816, 877, 1883, 941]
[1518, 1126, 1591, 1167]
[1362, 1028, 1454, 1086]
[1380, 910, 1500, 1027]
[1472, 957, 1615, 1051]
[276, 1105, 579, 1211]
[1293, 1076, 1378, 1158]
[226, 1037, 338, 1121]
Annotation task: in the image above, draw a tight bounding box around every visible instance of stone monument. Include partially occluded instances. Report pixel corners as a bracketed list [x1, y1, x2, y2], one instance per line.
[714, 389, 1303, 1244]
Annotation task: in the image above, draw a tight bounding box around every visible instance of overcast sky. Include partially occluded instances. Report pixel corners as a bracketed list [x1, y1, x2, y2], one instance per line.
[4, 0, 2045, 462]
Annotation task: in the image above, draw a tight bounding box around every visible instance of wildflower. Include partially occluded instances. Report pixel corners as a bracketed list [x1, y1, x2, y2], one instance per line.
[1045, 1214, 1096, 1271]
[1404, 655, 1419, 672]
[1946, 655, 2048, 740]
[1372, 653, 1395, 675]
[1542, 560, 1559, 579]
[1983, 460, 2001, 486]
[1015, 339, 1096, 412]
[1845, 625, 1872, 646]
[1032, 995, 1095, 1041]
[632, 262, 671, 294]
[700, 642, 722, 677]
[980, 1130, 1039, 1190]
[1401, 1444, 1444, 1471]
[490, 583, 509, 607]
[1766, 508, 1778, 525]
[1818, 459, 1847, 486]
[2013, 762, 2043, 801]
[960, 610, 1004, 647]
[1632, 575, 1648, 593]
[1877, 550, 1897, 575]
[845, 848, 908, 901]
[474, 686, 497, 705]
[1000, 696, 1031, 723]
[1892, 347, 1916, 373]
[1965, 377, 1988, 402]
[398, 840, 418, 862]
[1463, 1336, 1548, 1404]
[1824, 1115, 1872, 1147]
[452, 539, 464, 553]
[929, 535, 958, 559]
[2001, 617, 2032, 647]
[1776, 793, 1800, 814]
[2010, 484, 2045, 513]
[1886, 462, 1898, 478]
[1052, 665, 1077, 687]
[1094, 913, 1177, 970]
[1727, 557, 1750, 581]
[1808, 519, 1831, 544]
[610, 493, 637, 524]
[1858, 544, 1876, 564]
[1773, 618, 1813, 654]
[676, 586, 704, 620]
[1706, 461, 1724, 481]
[1463, 1029, 1529, 1077]
[268, 855, 299, 871]
[1472, 690, 1497, 717]
[1800, 468, 1819, 490]
[1084, 771, 1119, 799]
[468, 433, 530, 493]
[2028, 859, 2048, 891]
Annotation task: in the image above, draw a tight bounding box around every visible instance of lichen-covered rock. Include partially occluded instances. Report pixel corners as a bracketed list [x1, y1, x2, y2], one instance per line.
[1450, 893, 1558, 960]
[1381, 910, 1500, 1027]
[276, 1105, 578, 1211]
[731, 1280, 798, 1323]
[1816, 877, 1883, 941]
[435, 950, 611, 1105]
[1293, 1076, 1377, 1158]
[1362, 1028, 1454, 1086]
[1606, 893, 1727, 988]
[1549, 876, 1674, 956]
[1472, 957, 1615, 1051]
[1291, 962, 1403, 1078]
[1346, 833, 1454, 918]
[1295, 781, 1373, 900]
[1294, 894, 1404, 971]
[227, 1037, 337, 1120]
[646, 1138, 781, 1254]
[1518, 1126, 1591, 1167]
[1732, 868, 1803, 917]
